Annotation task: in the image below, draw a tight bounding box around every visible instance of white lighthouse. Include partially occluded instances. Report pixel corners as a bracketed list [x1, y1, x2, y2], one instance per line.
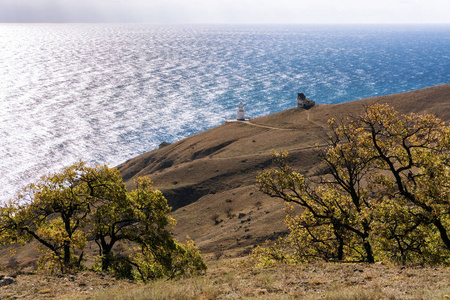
[236, 102, 245, 120]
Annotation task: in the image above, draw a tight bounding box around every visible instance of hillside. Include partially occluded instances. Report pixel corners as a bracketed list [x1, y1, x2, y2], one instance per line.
[1, 85, 449, 299]
[117, 84, 450, 256]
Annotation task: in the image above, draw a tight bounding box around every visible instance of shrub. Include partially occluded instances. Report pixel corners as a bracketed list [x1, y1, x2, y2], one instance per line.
[210, 214, 220, 224]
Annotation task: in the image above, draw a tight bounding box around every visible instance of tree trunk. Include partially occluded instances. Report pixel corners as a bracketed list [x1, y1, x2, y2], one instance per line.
[102, 251, 113, 271]
[99, 236, 117, 271]
[433, 219, 450, 250]
[337, 237, 344, 261]
[363, 240, 374, 263]
[64, 242, 71, 271]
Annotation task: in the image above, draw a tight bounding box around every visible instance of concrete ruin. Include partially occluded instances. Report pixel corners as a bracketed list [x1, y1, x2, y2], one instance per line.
[297, 93, 315, 109]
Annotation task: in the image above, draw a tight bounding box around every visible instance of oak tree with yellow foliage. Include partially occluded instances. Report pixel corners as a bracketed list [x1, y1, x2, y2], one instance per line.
[257, 104, 449, 265]
[0, 163, 206, 278]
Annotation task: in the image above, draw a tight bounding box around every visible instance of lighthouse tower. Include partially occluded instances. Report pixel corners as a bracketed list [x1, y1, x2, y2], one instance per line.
[236, 102, 245, 120]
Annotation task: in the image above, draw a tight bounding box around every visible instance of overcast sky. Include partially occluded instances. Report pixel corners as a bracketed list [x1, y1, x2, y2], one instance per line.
[1, 0, 449, 24]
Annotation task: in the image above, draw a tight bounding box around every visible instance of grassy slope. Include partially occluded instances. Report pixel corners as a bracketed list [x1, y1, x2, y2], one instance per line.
[1, 85, 450, 299]
[1, 259, 450, 299]
[117, 84, 450, 256]
[2, 85, 449, 264]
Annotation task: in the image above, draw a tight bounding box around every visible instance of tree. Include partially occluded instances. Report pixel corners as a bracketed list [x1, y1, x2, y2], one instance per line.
[91, 176, 207, 280]
[1, 163, 207, 277]
[0, 162, 107, 272]
[258, 146, 375, 263]
[92, 176, 176, 272]
[256, 104, 450, 264]
[359, 104, 450, 263]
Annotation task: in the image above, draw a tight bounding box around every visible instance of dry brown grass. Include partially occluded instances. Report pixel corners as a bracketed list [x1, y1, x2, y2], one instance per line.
[3, 258, 448, 299]
[81, 260, 450, 300]
[2, 85, 450, 299]
[117, 84, 450, 256]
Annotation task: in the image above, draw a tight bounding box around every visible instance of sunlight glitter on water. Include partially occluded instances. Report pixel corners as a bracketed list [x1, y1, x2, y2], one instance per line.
[0, 24, 449, 201]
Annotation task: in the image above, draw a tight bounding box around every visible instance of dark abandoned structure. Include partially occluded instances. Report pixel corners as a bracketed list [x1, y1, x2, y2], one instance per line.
[297, 93, 315, 109]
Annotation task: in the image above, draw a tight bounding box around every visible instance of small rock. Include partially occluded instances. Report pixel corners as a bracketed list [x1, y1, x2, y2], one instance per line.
[240, 218, 251, 224]
[0, 276, 16, 287]
[225, 292, 239, 299]
[255, 288, 268, 295]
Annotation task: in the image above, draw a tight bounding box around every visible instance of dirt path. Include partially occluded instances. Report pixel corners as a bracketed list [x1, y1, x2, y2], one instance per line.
[234, 112, 326, 132]
[238, 121, 296, 131]
[306, 111, 328, 130]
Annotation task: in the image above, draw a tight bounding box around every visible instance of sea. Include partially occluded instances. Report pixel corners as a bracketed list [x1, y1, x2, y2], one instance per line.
[0, 24, 449, 201]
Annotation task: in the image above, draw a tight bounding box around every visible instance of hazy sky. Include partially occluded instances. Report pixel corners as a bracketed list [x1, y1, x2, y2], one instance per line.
[1, 0, 449, 24]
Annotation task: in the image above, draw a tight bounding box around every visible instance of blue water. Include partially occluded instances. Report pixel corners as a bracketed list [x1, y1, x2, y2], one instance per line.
[0, 24, 449, 201]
